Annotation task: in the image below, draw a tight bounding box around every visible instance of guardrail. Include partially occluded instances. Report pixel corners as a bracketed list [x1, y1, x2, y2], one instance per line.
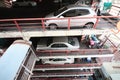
[36, 48, 115, 57]
[34, 63, 102, 69]
[32, 71, 94, 77]
[0, 16, 120, 32]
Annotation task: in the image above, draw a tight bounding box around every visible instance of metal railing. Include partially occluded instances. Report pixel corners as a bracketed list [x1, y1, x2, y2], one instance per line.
[0, 16, 120, 32]
[36, 48, 115, 57]
[34, 63, 101, 69]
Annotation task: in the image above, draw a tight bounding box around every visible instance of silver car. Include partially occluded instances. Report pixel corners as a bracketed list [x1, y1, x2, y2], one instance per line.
[45, 5, 97, 29]
[36, 36, 80, 51]
[41, 58, 74, 64]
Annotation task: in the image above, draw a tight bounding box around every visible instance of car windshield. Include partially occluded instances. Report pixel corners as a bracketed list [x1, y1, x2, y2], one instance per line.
[68, 37, 75, 46]
[54, 7, 67, 16]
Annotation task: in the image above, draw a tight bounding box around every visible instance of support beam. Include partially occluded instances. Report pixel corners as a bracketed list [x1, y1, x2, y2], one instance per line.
[0, 29, 109, 38]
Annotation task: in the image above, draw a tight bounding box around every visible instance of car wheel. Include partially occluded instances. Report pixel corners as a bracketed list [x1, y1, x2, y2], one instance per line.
[84, 23, 94, 29]
[49, 24, 57, 30]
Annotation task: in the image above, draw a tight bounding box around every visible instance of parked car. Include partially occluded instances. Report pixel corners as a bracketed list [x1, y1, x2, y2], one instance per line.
[41, 58, 74, 64]
[36, 36, 80, 51]
[12, 0, 37, 7]
[45, 5, 97, 29]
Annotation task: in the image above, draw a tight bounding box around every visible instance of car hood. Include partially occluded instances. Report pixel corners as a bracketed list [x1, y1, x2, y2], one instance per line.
[45, 12, 57, 18]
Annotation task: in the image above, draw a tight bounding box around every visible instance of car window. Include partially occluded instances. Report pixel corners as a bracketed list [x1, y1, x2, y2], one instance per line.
[47, 38, 52, 46]
[53, 58, 66, 61]
[59, 44, 68, 47]
[77, 9, 90, 15]
[63, 10, 77, 17]
[51, 44, 59, 48]
[54, 7, 67, 16]
[49, 59, 53, 61]
[63, 9, 89, 17]
[68, 37, 75, 46]
[51, 43, 68, 48]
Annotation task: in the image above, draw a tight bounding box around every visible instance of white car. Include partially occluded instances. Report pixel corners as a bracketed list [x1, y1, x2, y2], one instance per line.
[41, 58, 74, 64]
[13, 0, 37, 7]
[45, 5, 97, 29]
[36, 36, 80, 51]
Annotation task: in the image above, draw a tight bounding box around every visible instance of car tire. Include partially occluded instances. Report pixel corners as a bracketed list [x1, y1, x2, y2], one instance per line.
[49, 24, 58, 30]
[84, 23, 94, 29]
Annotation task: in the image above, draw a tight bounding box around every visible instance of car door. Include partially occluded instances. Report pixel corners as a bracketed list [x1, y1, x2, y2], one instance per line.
[74, 9, 92, 26]
[59, 9, 77, 27]
[62, 8, 92, 27]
